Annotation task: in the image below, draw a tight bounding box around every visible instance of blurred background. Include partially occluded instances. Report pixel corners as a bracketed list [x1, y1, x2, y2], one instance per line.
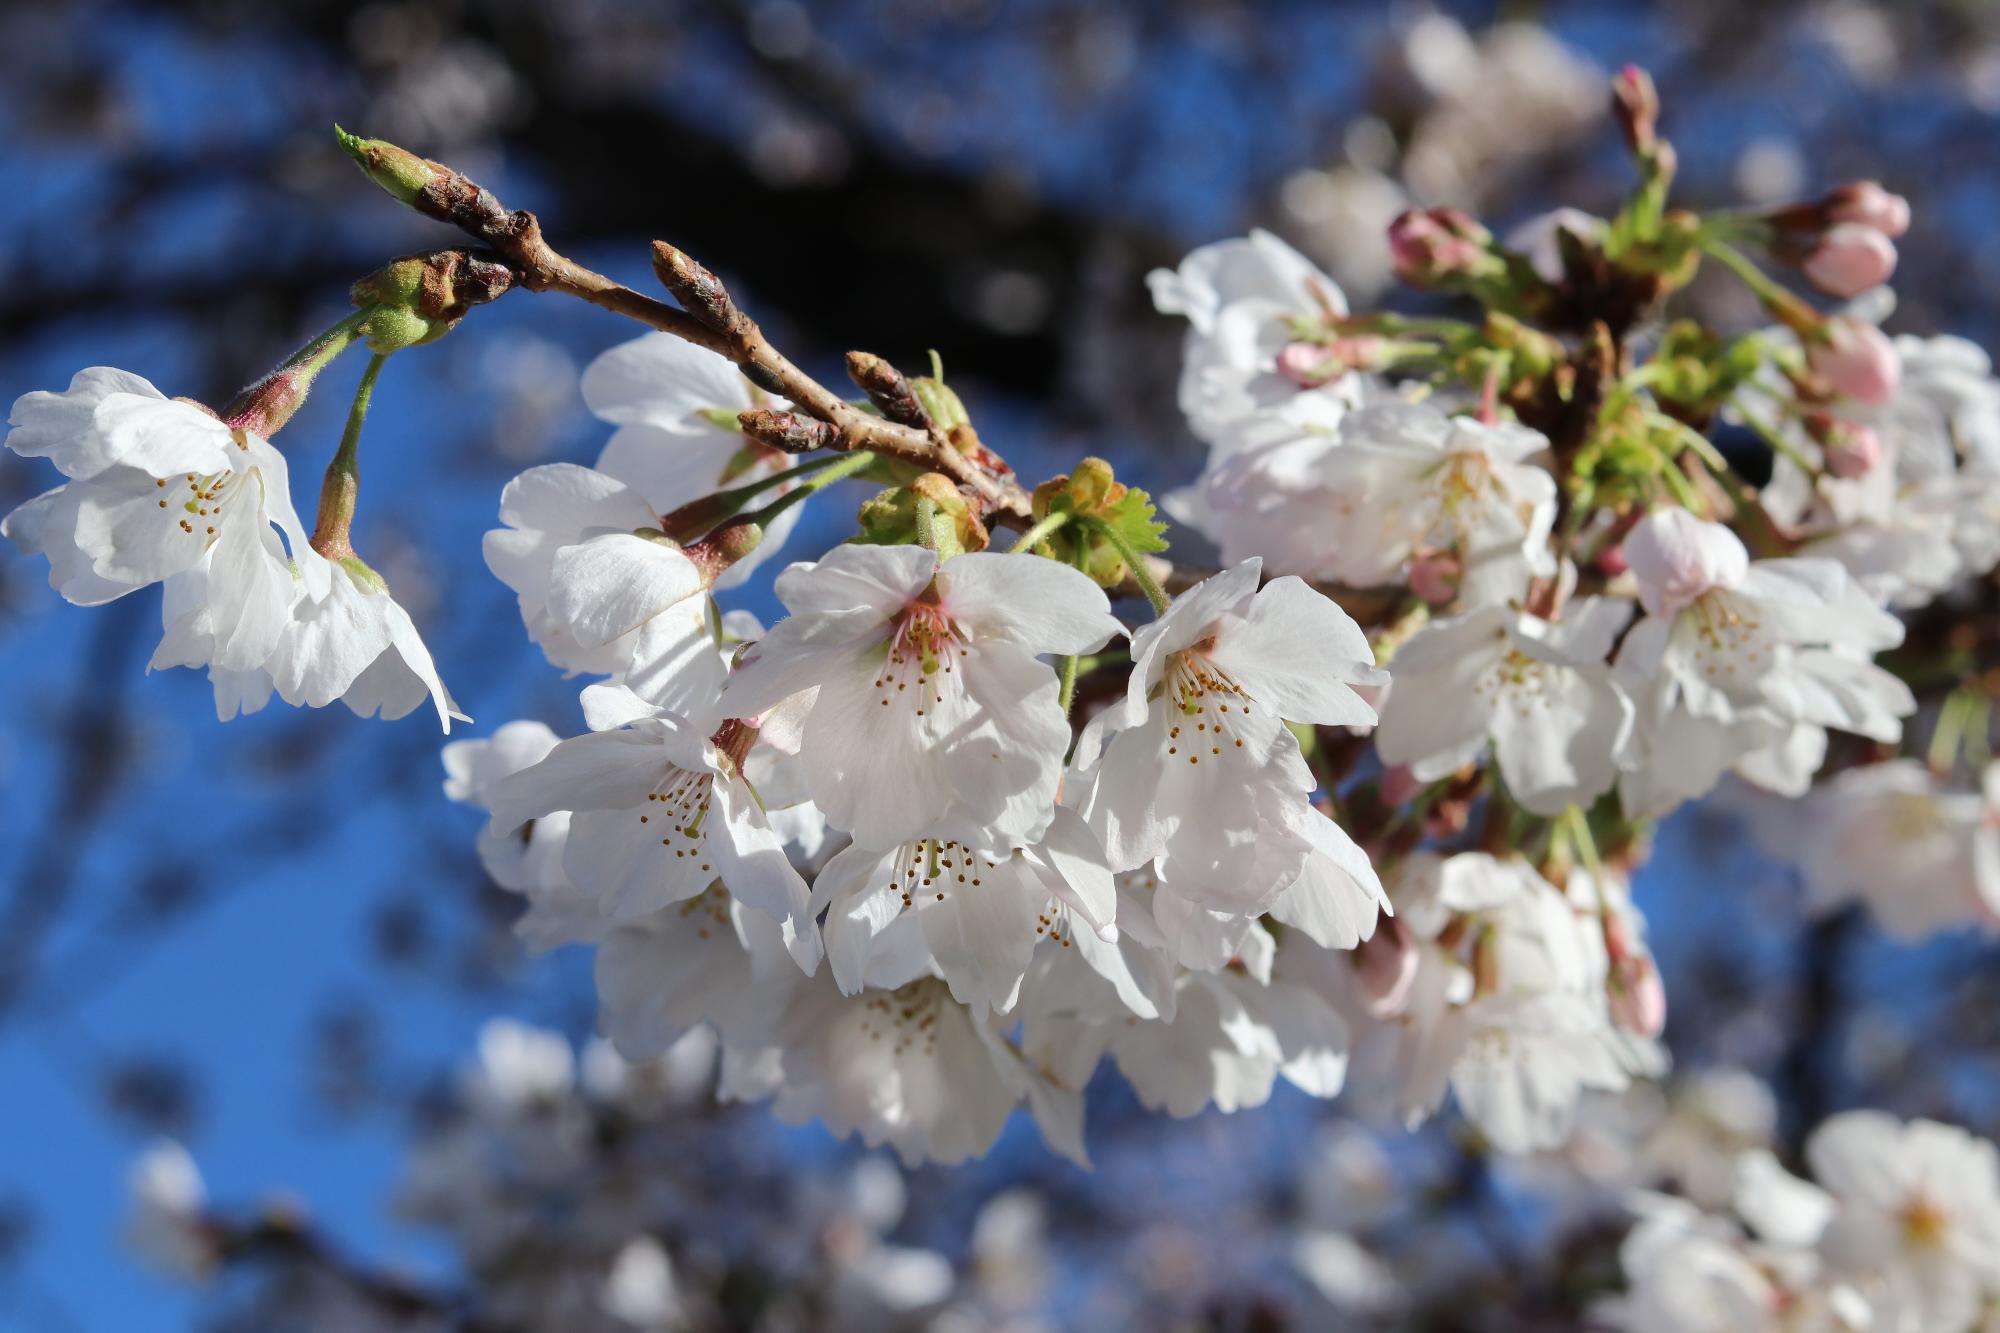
[4, 1, 2000, 1328]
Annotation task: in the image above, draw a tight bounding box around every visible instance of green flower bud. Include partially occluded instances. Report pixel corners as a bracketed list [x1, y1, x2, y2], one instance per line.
[334, 126, 439, 208]
[855, 473, 986, 558]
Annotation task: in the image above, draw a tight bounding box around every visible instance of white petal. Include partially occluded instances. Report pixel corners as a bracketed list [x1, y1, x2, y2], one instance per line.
[8, 367, 164, 479]
[581, 333, 748, 427]
[1623, 508, 1748, 616]
[917, 853, 1043, 1013]
[1206, 575, 1384, 725]
[939, 551, 1124, 655]
[546, 533, 703, 648]
[772, 543, 935, 618]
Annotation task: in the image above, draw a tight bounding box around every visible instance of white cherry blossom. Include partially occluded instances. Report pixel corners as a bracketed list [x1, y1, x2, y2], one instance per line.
[1759, 760, 2000, 938]
[757, 975, 1089, 1168]
[1079, 559, 1383, 911]
[1375, 596, 1634, 815]
[719, 544, 1122, 850]
[809, 807, 1116, 1014]
[484, 463, 729, 717]
[1147, 228, 1363, 444]
[1808, 1111, 2000, 1330]
[1022, 921, 1350, 1119]
[1310, 398, 1558, 606]
[491, 684, 819, 956]
[1614, 508, 1912, 818]
[6, 367, 325, 673]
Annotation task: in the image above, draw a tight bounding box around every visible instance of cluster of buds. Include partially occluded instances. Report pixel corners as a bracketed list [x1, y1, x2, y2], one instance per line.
[1763, 180, 1912, 299]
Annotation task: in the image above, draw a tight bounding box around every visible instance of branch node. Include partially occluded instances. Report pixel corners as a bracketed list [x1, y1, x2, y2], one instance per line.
[651, 241, 737, 332]
[845, 351, 931, 429]
[738, 408, 840, 455]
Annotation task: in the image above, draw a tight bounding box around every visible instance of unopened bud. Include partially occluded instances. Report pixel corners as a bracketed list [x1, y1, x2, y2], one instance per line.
[1408, 552, 1461, 605]
[845, 352, 929, 428]
[738, 408, 839, 455]
[357, 305, 452, 354]
[683, 520, 765, 584]
[1608, 953, 1666, 1038]
[1388, 208, 1497, 287]
[1825, 180, 1911, 238]
[1808, 414, 1885, 479]
[910, 373, 969, 434]
[1596, 541, 1629, 577]
[1808, 317, 1901, 407]
[1801, 223, 1898, 298]
[334, 125, 439, 207]
[352, 250, 513, 320]
[1611, 64, 1659, 155]
[1352, 914, 1419, 1019]
[650, 242, 735, 331]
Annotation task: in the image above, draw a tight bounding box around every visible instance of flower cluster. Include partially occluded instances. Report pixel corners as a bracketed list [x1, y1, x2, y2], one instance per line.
[1601, 1110, 2000, 1332]
[14, 79, 2000, 1173]
[447, 349, 1398, 1160]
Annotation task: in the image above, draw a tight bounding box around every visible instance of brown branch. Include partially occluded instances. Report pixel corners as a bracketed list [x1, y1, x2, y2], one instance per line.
[340, 134, 1032, 520]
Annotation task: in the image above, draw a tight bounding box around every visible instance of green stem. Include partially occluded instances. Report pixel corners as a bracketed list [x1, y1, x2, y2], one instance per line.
[737, 450, 878, 529]
[706, 451, 874, 517]
[1727, 395, 1819, 478]
[1655, 452, 1703, 511]
[311, 352, 388, 560]
[1008, 511, 1070, 555]
[1104, 526, 1170, 614]
[1929, 690, 1972, 777]
[1700, 239, 1817, 334]
[223, 309, 373, 436]
[1056, 540, 1091, 715]
[1653, 412, 1759, 509]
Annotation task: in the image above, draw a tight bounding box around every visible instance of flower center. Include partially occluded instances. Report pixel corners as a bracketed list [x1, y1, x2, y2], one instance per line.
[1899, 1194, 1951, 1248]
[855, 977, 949, 1057]
[1886, 791, 1945, 842]
[157, 467, 246, 542]
[674, 883, 734, 940]
[891, 838, 993, 909]
[1163, 651, 1252, 766]
[1686, 590, 1769, 677]
[875, 603, 970, 718]
[639, 767, 714, 872]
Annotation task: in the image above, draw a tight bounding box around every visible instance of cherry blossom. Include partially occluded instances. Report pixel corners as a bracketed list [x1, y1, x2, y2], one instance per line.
[491, 684, 820, 954]
[6, 368, 322, 671]
[808, 807, 1116, 1014]
[1375, 596, 1634, 815]
[1079, 559, 1384, 910]
[719, 544, 1122, 850]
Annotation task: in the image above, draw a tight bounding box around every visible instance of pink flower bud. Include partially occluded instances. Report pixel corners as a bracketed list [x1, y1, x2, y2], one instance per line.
[1808, 317, 1901, 407]
[1825, 180, 1911, 238]
[1810, 415, 1884, 479]
[1388, 208, 1493, 286]
[1276, 340, 1345, 389]
[1352, 914, 1419, 1019]
[1379, 763, 1422, 806]
[1608, 954, 1666, 1038]
[1801, 223, 1898, 298]
[1408, 552, 1461, 605]
[1596, 541, 1628, 577]
[1611, 64, 1659, 154]
[1622, 508, 1748, 618]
